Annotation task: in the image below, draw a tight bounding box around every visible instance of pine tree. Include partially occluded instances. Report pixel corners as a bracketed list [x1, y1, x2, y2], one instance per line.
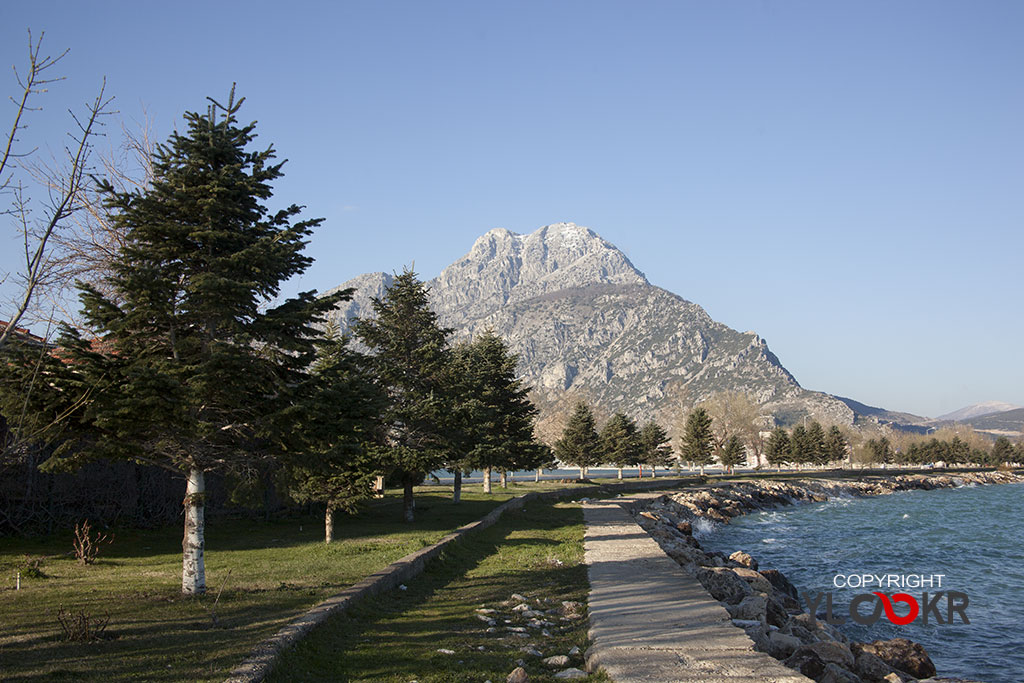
[47, 88, 336, 594]
[824, 426, 848, 466]
[765, 427, 790, 470]
[719, 434, 746, 473]
[599, 412, 641, 479]
[806, 421, 827, 467]
[948, 436, 968, 465]
[285, 324, 385, 542]
[991, 436, 1014, 466]
[639, 421, 674, 476]
[680, 407, 715, 476]
[554, 401, 600, 479]
[789, 424, 811, 469]
[866, 436, 894, 465]
[354, 269, 453, 522]
[451, 330, 541, 496]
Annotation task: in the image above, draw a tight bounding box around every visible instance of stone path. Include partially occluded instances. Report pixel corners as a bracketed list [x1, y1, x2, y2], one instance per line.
[582, 494, 809, 682]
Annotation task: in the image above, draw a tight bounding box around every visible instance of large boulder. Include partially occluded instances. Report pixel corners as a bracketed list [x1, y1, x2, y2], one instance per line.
[855, 651, 896, 681]
[768, 631, 803, 659]
[852, 638, 936, 679]
[819, 662, 862, 683]
[727, 595, 767, 623]
[731, 566, 775, 594]
[663, 543, 710, 568]
[784, 641, 855, 678]
[696, 567, 754, 604]
[780, 617, 817, 645]
[729, 550, 758, 569]
[765, 595, 790, 628]
[759, 568, 800, 600]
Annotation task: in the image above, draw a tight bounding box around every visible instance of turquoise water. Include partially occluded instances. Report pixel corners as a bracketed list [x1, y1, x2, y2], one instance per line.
[699, 481, 1024, 683]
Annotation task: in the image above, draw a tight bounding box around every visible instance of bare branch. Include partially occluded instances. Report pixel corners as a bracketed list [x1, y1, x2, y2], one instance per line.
[1, 30, 70, 198]
[1, 30, 114, 348]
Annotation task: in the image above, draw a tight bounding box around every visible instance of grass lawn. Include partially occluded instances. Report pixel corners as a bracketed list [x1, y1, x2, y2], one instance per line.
[0, 482, 592, 682]
[270, 498, 612, 683]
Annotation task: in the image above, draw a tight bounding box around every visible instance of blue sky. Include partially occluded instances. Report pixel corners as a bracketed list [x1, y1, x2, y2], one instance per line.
[2, 1, 1021, 418]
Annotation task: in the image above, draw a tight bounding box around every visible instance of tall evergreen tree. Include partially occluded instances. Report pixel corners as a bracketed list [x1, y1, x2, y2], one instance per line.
[824, 426, 848, 466]
[680, 407, 715, 476]
[719, 434, 746, 473]
[285, 324, 385, 542]
[789, 424, 811, 469]
[451, 330, 541, 496]
[46, 89, 336, 594]
[806, 421, 827, 466]
[866, 436, 894, 465]
[765, 427, 790, 470]
[947, 436, 968, 465]
[354, 269, 453, 522]
[554, 401, 600, 479]
[990, 436, 1014, 465]
[639, 421, 674, 475]
[599, 412, 641, 479]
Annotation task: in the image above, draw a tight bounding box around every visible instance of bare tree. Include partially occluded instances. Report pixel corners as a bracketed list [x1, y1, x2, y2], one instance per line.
[42, 115, 155, 328]
[1, 30, 113, 347]
[701, 391, 761, 468]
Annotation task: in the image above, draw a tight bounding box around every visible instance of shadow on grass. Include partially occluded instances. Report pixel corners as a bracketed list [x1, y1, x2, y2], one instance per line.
[269, 503, 590, 682]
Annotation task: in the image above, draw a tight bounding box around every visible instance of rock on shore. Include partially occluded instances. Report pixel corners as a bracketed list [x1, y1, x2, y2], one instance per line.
[634, 471, 1022, 682]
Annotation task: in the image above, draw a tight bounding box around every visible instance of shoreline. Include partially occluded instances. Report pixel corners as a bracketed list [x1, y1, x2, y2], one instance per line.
[632, 470, 1024, 683]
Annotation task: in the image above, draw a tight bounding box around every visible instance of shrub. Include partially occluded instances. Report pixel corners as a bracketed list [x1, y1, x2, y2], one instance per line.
[56, 605, 110, 642]
[72, 520, 113, 565]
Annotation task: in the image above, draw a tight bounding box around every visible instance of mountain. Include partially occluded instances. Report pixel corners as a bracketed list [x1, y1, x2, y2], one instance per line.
[936, 401, 1022, 422]
[949, 407, 1024, 436]
[324, 223, 859, 434]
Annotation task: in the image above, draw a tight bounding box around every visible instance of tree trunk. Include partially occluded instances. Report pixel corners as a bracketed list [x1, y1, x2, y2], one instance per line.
[182, 468, 206, 595]
[699, 464, 705, 477]
[500, 470, 507, 489]
[403, 480, 415, 522]
[579, 465, 585, 480]
[453, 470, 462, 504]
[650, 466, 655, 478]
[483, 466, 492, 494]
[617, 467, 623, 480]
[535, 468, 542, 482]
[325, 506, 335, 544]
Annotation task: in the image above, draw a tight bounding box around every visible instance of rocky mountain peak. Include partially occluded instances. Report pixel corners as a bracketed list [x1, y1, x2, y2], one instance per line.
[431, 223, 647, 326]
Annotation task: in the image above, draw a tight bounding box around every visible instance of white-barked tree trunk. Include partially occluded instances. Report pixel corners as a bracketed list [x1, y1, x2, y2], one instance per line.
[182, 468, 206, 595]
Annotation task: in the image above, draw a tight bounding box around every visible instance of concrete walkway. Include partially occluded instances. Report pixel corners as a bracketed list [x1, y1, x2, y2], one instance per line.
[582, 495, 809, 682]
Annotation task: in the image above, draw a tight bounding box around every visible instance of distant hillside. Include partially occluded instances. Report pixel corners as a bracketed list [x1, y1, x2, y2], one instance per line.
[834, 397, 932, 434]
[937, 401, 1022, 422]
[959, 408, 1024, 435]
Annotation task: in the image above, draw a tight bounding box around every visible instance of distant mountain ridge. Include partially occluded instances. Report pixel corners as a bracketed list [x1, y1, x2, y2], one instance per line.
[937, 401, 1022, 422]
[958, 408, 1024, 435]
[324, 223, 904, 431]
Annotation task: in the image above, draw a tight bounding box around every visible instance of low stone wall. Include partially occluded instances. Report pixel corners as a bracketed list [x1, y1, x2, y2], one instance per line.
[225, 477, 692, 683]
